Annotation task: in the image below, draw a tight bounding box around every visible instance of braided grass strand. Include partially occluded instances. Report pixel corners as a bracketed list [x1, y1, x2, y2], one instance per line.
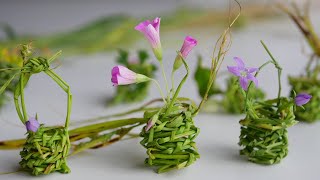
[239, 98, 297, 164]
[20, 126, 70, 175]
[140, 102, 200, 173]
[10, 46, 72, 176]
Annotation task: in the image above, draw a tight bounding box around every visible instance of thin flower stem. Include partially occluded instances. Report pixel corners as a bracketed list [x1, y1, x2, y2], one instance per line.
[260, 40, 282, 106]
[151, 78, 167, 103]
[160, 61, 170, 94]
[170, 71, 175, 95]
[164, 57, 189, 116]
[245, 60, 272, 111]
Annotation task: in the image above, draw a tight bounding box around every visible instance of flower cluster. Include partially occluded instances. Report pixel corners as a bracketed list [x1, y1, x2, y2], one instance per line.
[228, 56, 312, 107]
[111, 17, 197, 90]
[111, 17, 199, 173]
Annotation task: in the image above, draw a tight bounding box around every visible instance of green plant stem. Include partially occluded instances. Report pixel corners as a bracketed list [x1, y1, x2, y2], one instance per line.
[13, 73, 30, 124]
[151, 79, 167, 103]
[19, 73, 28, 122]
[69, 118, 148, 136]
[13, 75, 24, 123]
[160, 61, 170, 96]
[71, 98, 163, 126]
[245, 61, 272, 110]
[48, 51, 62, 64]
[260, 40, 283, 106]
[72, 107, 159, 126]
[171, 70, 175, 96]
[164, 58, 189, 116]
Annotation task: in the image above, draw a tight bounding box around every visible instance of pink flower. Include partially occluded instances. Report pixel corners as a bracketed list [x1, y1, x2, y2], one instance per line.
[111, 65, 150, 86]
[180, 36, 198, 58]
[135, 17, 162, 61]
[173, 36, 198, 71]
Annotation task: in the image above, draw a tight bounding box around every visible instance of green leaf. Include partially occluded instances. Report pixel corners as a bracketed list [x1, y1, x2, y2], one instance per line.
[194, 56, 221, 98]
[116, 49, 129, 65]
[138, 50, 149, 64]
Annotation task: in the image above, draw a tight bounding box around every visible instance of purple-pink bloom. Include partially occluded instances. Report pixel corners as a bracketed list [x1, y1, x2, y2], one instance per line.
[173, 36, 197, 71]
[145, 119, 154, 132]
[180, 36, 198, 58]
[145, 113, 159, 132]
[111, 65, 150, 86]
[135, 17, 162, 61]
[26, 117, 40, 132]
[295, 93, 312, 106]
[227, 57, 258, 91]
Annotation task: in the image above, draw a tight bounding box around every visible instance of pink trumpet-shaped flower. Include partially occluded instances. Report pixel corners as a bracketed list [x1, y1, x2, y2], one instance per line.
[295, 93, 312, 106]
[135, 17, 162, 61]
[227, 57, 259, 91]
[180, 36, 198, 58]
[173, 36, 198, 70]
[111, 65, 150, 86]
[26, 117, 40, 132]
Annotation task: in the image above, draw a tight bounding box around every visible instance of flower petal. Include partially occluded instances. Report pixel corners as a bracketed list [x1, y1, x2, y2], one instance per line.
[295, 93, 312, 106]
[111, 76, 118, 86]
[111, 66, 120, 76]
[143, 24, 161, 49]
[117, 65, 137, 80]
[134, 20, 151, 32]
[247, 67, 259, 73]
[233, 57, 245, 69]
[180, 35, 197, 58]
[26, 117, 40, 132]
[152, 17, 161, 33]
[240, 76, 249, 90]
[227, 66, 241, 76]
[116, 75, 136, 85]
[247, 73, 258, 87]
[135, 18, 162, 61]
[111, 66, 138, 86]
